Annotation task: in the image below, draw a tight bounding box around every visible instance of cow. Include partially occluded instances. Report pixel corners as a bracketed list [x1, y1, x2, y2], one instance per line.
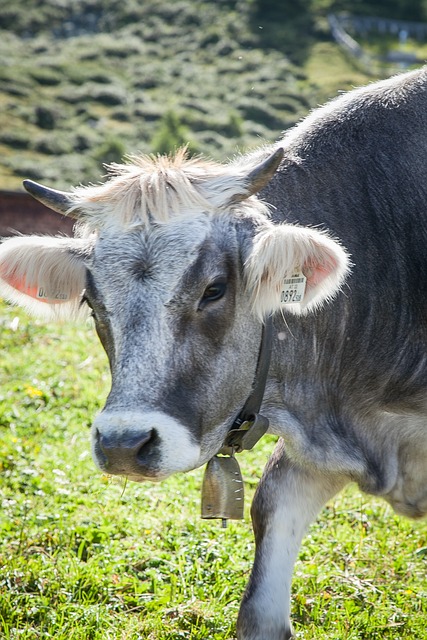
[1, 66, 427, 639]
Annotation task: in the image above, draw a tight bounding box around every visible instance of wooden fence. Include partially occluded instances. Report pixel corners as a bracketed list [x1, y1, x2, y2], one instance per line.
[328, 13, 425, 74]
[0, 190, 74, 237]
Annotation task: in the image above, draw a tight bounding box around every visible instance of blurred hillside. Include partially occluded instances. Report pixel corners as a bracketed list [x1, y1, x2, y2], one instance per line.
[0, 0, 425, 190]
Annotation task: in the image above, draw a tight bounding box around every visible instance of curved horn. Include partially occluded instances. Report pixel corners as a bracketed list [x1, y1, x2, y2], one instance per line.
[23, 179, 79, 218]
[245, 147, 284, 198]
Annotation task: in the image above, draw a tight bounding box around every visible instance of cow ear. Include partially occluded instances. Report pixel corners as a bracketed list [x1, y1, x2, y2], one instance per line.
[0, 236, 89, 320]
[245, 224, 350, 318]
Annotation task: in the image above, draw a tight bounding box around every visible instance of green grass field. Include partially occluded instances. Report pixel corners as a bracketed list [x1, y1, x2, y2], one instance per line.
[0, 301, 426, 639]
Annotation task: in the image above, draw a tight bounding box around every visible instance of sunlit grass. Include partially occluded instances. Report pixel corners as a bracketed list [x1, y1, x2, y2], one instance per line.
[1, 301, 426, 639]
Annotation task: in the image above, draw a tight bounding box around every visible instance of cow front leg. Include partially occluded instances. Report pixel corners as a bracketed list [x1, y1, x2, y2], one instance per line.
[237, 439, 346, 640]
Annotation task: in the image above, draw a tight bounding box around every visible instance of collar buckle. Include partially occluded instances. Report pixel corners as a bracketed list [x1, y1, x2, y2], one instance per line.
[219, 413, 269, 456]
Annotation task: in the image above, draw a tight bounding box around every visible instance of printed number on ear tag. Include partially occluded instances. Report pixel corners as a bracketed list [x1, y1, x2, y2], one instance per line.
[280, 270, 307, 305]
[201, 455, 244, 522]
[36, 287, 69, 301]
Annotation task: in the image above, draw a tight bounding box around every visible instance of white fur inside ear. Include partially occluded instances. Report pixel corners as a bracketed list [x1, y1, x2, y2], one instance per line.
[245, 223, 350, 318]
[0, 236, 90, 320]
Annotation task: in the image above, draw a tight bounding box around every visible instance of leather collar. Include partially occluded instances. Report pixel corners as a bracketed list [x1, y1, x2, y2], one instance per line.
[219, 315, 273, 455]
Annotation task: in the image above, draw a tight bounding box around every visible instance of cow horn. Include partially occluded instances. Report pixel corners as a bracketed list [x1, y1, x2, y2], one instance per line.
[23, 179, 79, 218]
[244, 147, 284, 198]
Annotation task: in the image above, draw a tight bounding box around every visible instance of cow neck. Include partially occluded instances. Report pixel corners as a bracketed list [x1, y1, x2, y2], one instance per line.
[201, 317, 273, 525]
[219, 314, 273, 456]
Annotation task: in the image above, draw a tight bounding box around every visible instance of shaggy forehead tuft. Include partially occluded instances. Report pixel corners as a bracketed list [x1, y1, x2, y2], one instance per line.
[69, 147, 266, 232]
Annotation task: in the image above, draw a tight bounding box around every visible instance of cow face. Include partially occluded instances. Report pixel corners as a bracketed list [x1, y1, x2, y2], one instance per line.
[85, 214, 263, 480]
[0, 150, 349, 481]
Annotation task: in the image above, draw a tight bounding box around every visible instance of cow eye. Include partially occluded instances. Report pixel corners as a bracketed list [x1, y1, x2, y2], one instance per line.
[200, 281, 226, 306]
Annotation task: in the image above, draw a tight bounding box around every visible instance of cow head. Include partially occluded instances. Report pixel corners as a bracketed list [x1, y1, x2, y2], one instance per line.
[0, 148, 349, 481]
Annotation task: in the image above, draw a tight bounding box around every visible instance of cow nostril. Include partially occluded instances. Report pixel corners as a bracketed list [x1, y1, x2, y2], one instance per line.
[97, 428, 154, 467]
[136, 429, 159, 463]
[135, 430, 153, 456]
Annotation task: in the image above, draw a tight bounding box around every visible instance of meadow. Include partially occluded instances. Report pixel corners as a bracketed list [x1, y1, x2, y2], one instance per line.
[0, 0, 375, 191]
[0, 300, 426, 639]
[1, 0, 427, 634]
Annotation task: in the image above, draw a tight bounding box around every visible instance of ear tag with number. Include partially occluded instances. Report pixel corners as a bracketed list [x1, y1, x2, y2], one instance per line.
[201, 455, 244, 525]
[280, 269, 307, 305]
[36, 287, 69, 302]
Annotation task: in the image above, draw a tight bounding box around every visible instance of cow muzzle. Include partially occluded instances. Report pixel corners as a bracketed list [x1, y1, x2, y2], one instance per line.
[91, 410, 201, 480]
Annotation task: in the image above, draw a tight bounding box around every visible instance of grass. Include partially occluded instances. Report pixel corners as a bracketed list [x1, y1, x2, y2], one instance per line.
[1, 2, 425, 635]
[0, 0, 377, 191]
[0, 300, 426, 639]
[3, 0, 427, 191]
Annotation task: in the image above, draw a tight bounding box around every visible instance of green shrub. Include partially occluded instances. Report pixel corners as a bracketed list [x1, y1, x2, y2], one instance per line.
[0, 0, 378, 190]
[92, 136, 127, 167]
[34, 106, 58, 130]
[110, 109, 131, 122]
[195, 130, 228, 152]
[222, 112, 244, 138]
[59, 83, 127, 106]
[90, 86, 127, 106]
[151, 110, 197, 156]
[0, 130, 30, 150]
[238, 98, 284, 130]
[133, 105, 161, 122]
[35, 153, 101, 188]
[29, 67, 62, 86]
[32, 134, 73, 156]
[7, 155, 45, 180]
[73, 128, 98, 152]
[1, 82, 31, 98]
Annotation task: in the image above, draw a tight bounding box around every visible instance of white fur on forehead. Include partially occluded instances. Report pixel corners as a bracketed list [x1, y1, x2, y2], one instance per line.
[70, 148, 268, 231]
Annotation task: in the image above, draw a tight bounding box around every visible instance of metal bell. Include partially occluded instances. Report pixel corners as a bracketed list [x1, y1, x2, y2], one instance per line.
[201, 455, 244, 524]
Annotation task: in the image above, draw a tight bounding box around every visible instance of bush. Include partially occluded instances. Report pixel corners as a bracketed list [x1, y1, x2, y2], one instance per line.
[29, 67, 62, 86]
[32, 134, 73, 156]
[31, 153, 101, 188]
[59, 83, 127, 106]
[34, 106, 58, 130]
[0, 130, 30, 150]
[92, 136, 127, 167]
[1, 82, 30, 98]
[238, 98, 284, 130]
[222, 112, 244, 138]
[8, 156, 45, 180]
[110, 109, 131, 122]
[151, 110, 197, 156]
[91, 86, 127, 106]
